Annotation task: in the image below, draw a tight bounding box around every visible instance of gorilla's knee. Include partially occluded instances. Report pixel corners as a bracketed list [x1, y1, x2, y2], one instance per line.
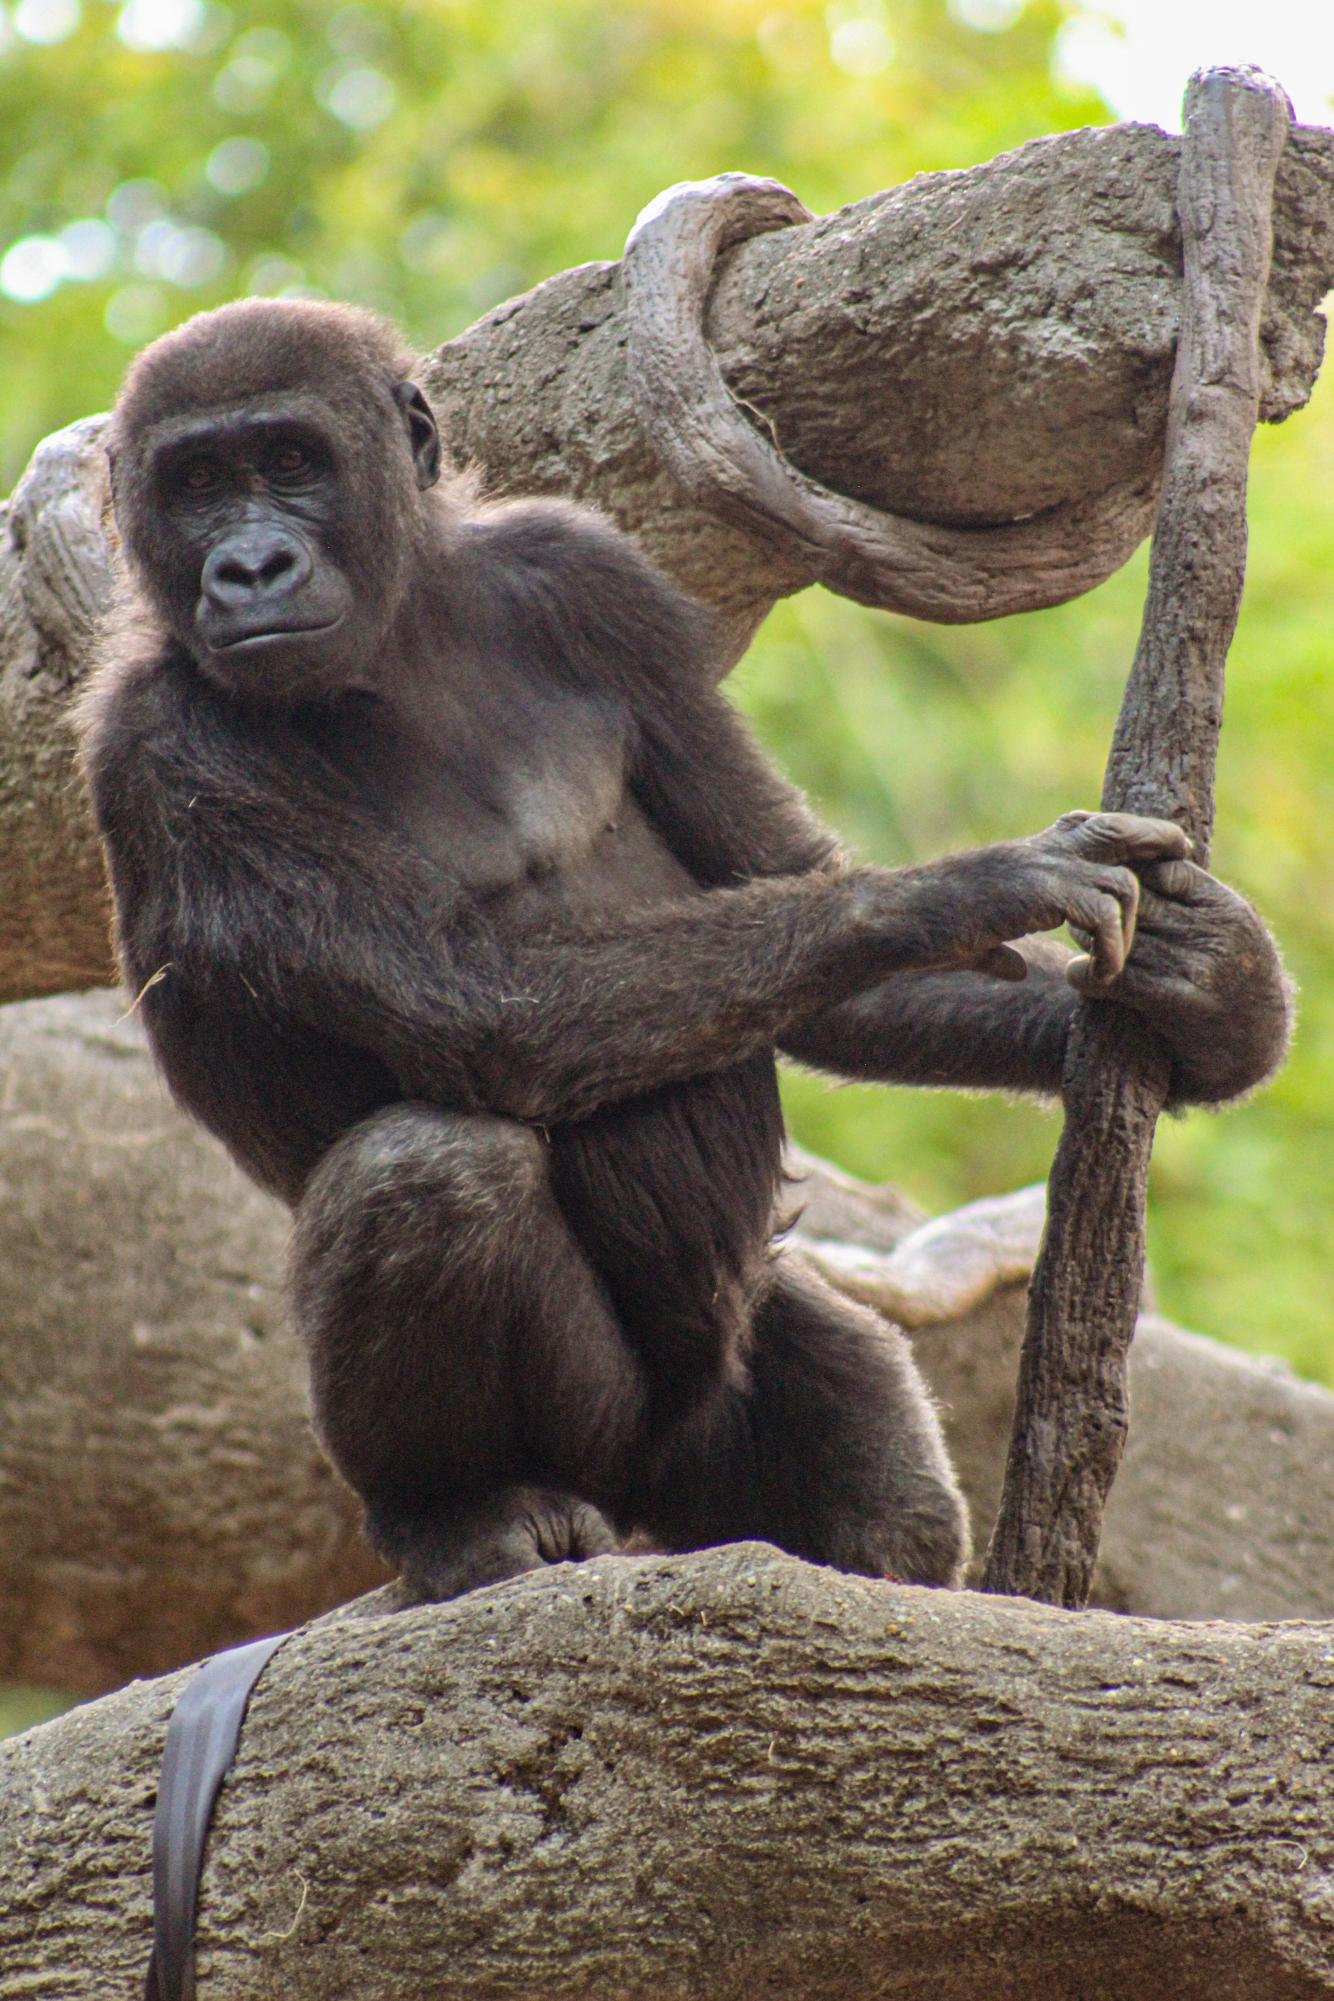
[297, 1104, 546, 1254]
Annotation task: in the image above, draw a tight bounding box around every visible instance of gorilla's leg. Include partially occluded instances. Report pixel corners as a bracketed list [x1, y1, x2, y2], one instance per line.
[641, 1255, 970, 1586]
[290, 1103, 645, 1599]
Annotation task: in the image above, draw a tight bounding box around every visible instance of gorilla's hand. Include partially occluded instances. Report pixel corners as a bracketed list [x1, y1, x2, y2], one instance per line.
[1067, 857, 1293, 1105]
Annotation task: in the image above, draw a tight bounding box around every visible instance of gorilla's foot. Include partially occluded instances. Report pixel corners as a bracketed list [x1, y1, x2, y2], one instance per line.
[369, 1485, 621, 1602]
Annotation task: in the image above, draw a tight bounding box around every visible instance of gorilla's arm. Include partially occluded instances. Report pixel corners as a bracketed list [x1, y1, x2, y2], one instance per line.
[85, 511, 1262, 1134]
[781, 868, 1294, 1109]
[527, 513, 1290, 1113]
[781, 937, 1074, 1097]
[84, 648, 1174, 1131]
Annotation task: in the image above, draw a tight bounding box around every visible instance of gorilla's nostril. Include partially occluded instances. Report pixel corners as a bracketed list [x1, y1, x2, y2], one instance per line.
[259, 546, 298, 586]
[203, 532, 310, 604]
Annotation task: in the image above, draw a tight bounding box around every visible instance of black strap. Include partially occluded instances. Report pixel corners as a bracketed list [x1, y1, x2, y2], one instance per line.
[144, 1632, 290, 2001]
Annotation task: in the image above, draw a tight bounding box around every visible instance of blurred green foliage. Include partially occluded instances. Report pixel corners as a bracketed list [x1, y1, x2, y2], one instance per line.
[0, 0, 1329, 1397]
[0, 1684, 72, 1735]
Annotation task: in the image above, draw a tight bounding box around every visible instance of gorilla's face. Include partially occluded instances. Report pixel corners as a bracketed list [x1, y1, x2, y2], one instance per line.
[113, 371, 441, 708]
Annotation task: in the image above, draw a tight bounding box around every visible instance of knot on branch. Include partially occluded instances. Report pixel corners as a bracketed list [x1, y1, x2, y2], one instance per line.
[623, 172, 1163, 625]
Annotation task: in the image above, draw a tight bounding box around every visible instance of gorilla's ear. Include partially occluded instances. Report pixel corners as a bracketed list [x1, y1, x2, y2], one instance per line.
[393, 381, 442, 490]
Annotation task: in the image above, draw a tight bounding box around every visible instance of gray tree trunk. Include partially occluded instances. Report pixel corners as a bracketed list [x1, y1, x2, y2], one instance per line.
[5, 1544, 1334, 2000]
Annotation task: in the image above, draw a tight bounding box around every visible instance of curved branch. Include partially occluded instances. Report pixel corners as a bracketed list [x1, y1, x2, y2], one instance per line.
[624, 174, 1159, 622]
[424, 119, 1334, 622]
[5, 1547, 1334, 1998]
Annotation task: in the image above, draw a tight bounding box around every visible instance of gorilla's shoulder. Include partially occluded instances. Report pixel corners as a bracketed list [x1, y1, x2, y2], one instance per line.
[457, 495, 716, 683]
[461, 494, 652, 586]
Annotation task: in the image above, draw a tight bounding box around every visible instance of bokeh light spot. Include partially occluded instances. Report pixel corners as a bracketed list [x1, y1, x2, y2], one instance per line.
[205, 135, 270, 196]
[317, 63, 396, 130]
[826, 3, 894, 77]
[949, 0, 1024, 29]
[59, 218, 117, 282]
[13, 0, 79, 43]
[116, 0, 207, 52]
[0, 235, 67, 303]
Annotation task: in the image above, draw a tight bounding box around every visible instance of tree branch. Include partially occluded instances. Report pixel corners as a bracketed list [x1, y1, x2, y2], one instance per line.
[983, 69, 1292, 1606]
[0, 118, 1331, 1003]
[426, 120, 1334, 614]
[5, 1546, 1334, 2000]
[621, 173, 1160, 623]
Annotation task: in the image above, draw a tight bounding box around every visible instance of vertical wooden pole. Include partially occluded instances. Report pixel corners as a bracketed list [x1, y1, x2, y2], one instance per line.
[981, 69, 1292, 1607]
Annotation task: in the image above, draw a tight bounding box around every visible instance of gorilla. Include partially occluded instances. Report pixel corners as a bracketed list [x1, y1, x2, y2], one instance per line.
[77, 299, 1291, 1598]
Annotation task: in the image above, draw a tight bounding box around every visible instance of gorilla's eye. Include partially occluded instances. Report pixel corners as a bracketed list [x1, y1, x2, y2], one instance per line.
[181, 458, 221, 494]
[270, 443, 313, 480]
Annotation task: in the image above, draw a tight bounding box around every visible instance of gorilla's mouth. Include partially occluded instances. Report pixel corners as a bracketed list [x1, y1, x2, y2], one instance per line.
[209, 616, 345, 651]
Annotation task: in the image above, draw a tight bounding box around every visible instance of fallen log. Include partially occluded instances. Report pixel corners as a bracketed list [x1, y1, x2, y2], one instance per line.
[4, 1545, 1333, 2000]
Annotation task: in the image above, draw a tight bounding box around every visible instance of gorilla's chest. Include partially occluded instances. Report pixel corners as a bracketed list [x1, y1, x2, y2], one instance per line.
[316, 681, 695, 918]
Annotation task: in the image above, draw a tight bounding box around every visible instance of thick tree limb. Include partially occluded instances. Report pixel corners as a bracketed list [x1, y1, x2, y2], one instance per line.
[0, 119, 1331, 1004]
[984, 70, 1293, 1606]
[5, 1546, 1334, 2000]
[4, 990, 1333, 1695]
[426, 120, 1334, 620]
[622, 174, 1160, 622]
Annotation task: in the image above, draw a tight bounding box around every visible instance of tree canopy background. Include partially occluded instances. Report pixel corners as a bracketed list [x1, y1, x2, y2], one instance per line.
[0, 0, 1330, 1383]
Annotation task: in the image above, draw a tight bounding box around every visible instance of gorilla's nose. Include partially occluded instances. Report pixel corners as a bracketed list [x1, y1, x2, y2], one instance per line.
[202, 528, 313, 608]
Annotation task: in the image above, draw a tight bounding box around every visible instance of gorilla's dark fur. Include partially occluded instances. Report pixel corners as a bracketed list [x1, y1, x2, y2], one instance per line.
[77, 299, 1290, 1598]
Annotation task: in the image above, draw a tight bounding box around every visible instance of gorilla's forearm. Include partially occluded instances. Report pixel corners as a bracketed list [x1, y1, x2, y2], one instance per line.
[779, 938, 1076, 1097]
[444, 862, 1006, 1124]
[780, 892, 1293, 1112]
[460, 833, 1151, 1127]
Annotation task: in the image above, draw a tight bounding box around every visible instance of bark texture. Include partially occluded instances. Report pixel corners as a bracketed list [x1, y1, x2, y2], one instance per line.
[620, 174, 1162, 624]
[5, 1545, 1334, 2000]
[0, 118, 1332, 1004]
[0, 418, 116, 1003]
[983, 70, 1292, 1606]
[0, 991, 386, 1696]
[3, 990, 1333, 1696]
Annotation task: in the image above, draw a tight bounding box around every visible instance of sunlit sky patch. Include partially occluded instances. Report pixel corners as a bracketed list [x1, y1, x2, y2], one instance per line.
[1057, 0, 1334, 131]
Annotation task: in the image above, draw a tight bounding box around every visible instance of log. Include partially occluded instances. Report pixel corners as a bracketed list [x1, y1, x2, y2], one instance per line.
[4, 1545, 1334, 2000]
[1, 118, 1332, 1003]
[3, 990, 1332, 1694]
[0, 991, 385, 1695]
